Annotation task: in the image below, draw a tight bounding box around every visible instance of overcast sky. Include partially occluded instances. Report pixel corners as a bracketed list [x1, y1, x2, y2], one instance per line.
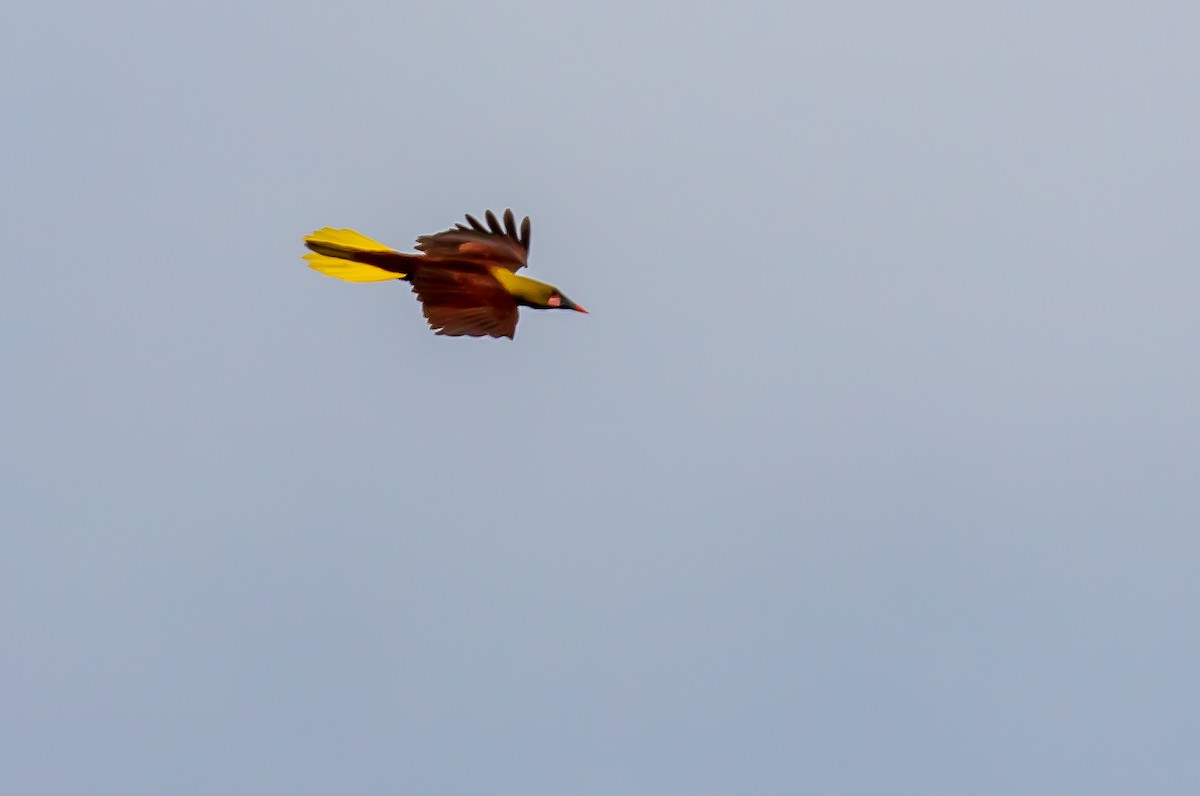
[3, 1, 1198, 793]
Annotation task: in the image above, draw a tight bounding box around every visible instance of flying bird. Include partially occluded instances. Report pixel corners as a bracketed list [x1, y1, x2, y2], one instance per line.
[303, 209, 586, 339]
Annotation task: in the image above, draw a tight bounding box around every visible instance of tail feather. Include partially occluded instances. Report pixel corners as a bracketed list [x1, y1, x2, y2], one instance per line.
[303, 227, 416, 282]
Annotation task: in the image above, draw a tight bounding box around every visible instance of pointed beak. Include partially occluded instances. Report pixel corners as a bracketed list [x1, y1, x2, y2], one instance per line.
[559, 296, 588, 313]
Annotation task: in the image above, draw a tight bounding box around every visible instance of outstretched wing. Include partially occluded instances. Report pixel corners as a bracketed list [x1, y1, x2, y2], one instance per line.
[409, 264, 520, 339]
[415, 209, 531, 272]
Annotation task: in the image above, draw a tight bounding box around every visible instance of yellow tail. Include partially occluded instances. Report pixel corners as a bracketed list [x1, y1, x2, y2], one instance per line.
[303, 227, 409, 282]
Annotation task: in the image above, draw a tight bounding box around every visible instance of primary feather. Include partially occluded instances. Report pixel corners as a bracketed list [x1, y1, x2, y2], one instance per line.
[415, 209, 530, 272]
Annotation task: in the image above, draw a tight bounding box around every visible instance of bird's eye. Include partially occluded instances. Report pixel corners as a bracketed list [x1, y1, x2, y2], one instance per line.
[547, 295, 562, 307]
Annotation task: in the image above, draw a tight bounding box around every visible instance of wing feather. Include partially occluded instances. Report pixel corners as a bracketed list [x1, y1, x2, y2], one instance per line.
[410, 264, 519, 339]
[415, 209, 531, 272]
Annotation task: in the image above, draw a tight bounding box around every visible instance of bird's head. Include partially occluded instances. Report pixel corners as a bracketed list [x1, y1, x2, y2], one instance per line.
[543, 288, 588, 314]
[498, 271, 589, 314]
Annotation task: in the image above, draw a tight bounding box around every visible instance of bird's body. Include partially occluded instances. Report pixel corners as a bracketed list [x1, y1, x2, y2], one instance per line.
[302, 209, 586, 339]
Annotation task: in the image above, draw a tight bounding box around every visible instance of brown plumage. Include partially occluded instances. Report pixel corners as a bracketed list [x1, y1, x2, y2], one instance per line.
[303, 209, 586, 339]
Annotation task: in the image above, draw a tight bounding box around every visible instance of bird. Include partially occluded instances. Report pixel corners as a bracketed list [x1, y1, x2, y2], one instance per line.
[302, 209, 587, 339]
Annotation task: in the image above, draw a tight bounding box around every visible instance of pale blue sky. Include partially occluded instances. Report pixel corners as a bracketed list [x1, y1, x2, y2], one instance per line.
[3, 1, 1198, 793]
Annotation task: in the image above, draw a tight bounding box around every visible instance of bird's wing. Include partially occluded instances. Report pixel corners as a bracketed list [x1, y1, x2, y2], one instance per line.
[410, 264, 520, 339]
[415, 209, 531, 272]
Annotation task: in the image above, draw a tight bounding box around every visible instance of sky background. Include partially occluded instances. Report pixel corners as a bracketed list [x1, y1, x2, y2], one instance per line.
[3, 1, 1198, 793]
